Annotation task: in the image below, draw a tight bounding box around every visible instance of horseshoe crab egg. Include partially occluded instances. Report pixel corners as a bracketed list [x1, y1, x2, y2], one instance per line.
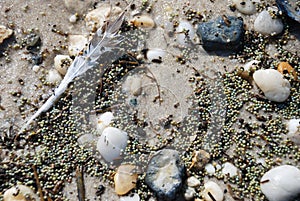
[96, 127, 128, 163]
[176, 21, 195, 47]
[253, 69, 291, 102]
[260, 165, 300, 201]
[3, 185, 39, 201]
[201, 181, 224, 201]
[96, 112, 114, 134]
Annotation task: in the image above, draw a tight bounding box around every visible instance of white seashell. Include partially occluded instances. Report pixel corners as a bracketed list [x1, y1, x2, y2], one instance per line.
[4, 185, 40, 201]
[32, 65, 40, 72]
[205, 163, 216, 175]
[85, 4, 122, 31]
[146, 48, 167, 63]
[54, 55, 72, 75]
[233, 0, 257, 15]
[97, 112, 114, 134]
[120, 193, 140, 201]
[184, 187, 196, 200]
[260, 165, 300, 201]
[68, 35, 88, 56]
[243, 60, 260, 71]
[254, 10, 284, 35]
[130, 15, 155, 29]
[286, 119, 300, 145]
[176, 21, 195, 47]
[187, 176, 201, 187]
[202, 181, 224, 201]
[97, 127, 128, 162]
[253, 69, 291, 102]
[221, 162, 238, 177]
[47, 69, 62, 85]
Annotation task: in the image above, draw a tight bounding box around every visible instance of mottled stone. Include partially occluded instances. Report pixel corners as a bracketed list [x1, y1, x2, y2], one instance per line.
[196, 16, 244, 52]
[145, 149, 185, 200]
[276, 0, 300, 22]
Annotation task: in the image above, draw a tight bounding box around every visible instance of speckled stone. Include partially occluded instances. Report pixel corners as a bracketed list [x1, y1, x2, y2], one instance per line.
[276, 0, 300, 22]
[196, 16, 244, 52]
[145, 149, 185, 200]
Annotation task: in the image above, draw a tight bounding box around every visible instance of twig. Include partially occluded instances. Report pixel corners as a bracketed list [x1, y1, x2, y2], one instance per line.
[76, 165, 85, 201]
[32, 164, 45, 201]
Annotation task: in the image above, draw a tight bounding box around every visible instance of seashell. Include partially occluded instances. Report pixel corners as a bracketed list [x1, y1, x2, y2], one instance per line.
[120, 193, 140, 201]
[47, 69, 62, 85]
[176, 21, 195, 47]
[85, 4, 122, 31]
[96, 112, 114, 134]
[97, 127, 128, 163]
[130, 15, 155, 29]
[3, 185, 39, 201]
[0, 25, 13, 44]
[68, 35, 88, 57]
[205, 163, 216, 175]
[145, 48, 167, 63]
[277, 62, 297, 80]
[114, 164, 138, 195]
[202, 181, 224, 201]
[232, 0, 257, 15]
[187, 176, 201, 187]
[253, 69, 291, 102]
[221, 162, 238, 177]
[286, 119, 300, 145]
[260, 165, 300, 201]
[54, 55, 72, 75]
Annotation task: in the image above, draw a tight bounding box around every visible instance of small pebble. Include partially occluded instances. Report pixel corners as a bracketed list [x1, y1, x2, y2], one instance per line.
[221, 162, 238, 177]
[120, 193, 140, 201]
[254, 9, 284, 35]
[114, 164, 138, 195]
[32, 65, 40, 73]
[205, 163, 216, 175]
[3, 185, 39, 201]
[69, 14, 78, 23]
[54, 55, 72, 75]
[202, 181, 224, 201]
[260, 165, 300, 201]
[46, 69, 62, 85]
[286, 119, 300, 145]
[97, 127, 128, 163]
[253, 69, 291, 102]
[145, 48, 167, 63]
[176, 21, 195, 47]
[232, 0, 257, 15]
[130, 15, 155, 29]
[96, 111, 114, 134]
[187, 176, 201, 187]
[184, 187, 196, 200]
[0, 25, 13, 44]
[68, 35, 88, 56]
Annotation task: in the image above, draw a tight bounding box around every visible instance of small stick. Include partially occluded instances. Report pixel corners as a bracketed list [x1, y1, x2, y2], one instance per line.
[32, 164, 45, 201]
[76, 165, 85, 201]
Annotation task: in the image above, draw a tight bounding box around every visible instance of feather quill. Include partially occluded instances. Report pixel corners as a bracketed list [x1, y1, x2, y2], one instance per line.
[19, 11, 126, 134]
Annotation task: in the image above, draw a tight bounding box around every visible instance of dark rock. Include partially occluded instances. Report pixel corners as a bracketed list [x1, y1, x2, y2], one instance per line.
[196, 16, 245, 52]
[276, 0, 300, 23]
[145, 149, 185, 201]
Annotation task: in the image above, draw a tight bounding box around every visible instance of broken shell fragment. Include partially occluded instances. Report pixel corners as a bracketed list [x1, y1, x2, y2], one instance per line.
[54, 55, 72, 75]
[0, 25, 13, 44]
[260, 165, 300, 201]
[68, 34, 88, 56]
[253, 69, 291, 102]
[96, 127, 128, 163]
[3, 184, 39, 201]
[47, 69, 62, 85]
[130, 15, 155, 29]
[176, 21, 195, 46]
[202, 181, 224, 201]
[114, 164, 138, 195]
[277, 62, 298, 80]
[145, 48, 167, 63]
[96, 112, 114, 134]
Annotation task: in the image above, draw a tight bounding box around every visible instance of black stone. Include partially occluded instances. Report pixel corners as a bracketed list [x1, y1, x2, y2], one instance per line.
[197, 16, 245, 52]
[276, 0, 300, 23]
[145, 149, 185, 201]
